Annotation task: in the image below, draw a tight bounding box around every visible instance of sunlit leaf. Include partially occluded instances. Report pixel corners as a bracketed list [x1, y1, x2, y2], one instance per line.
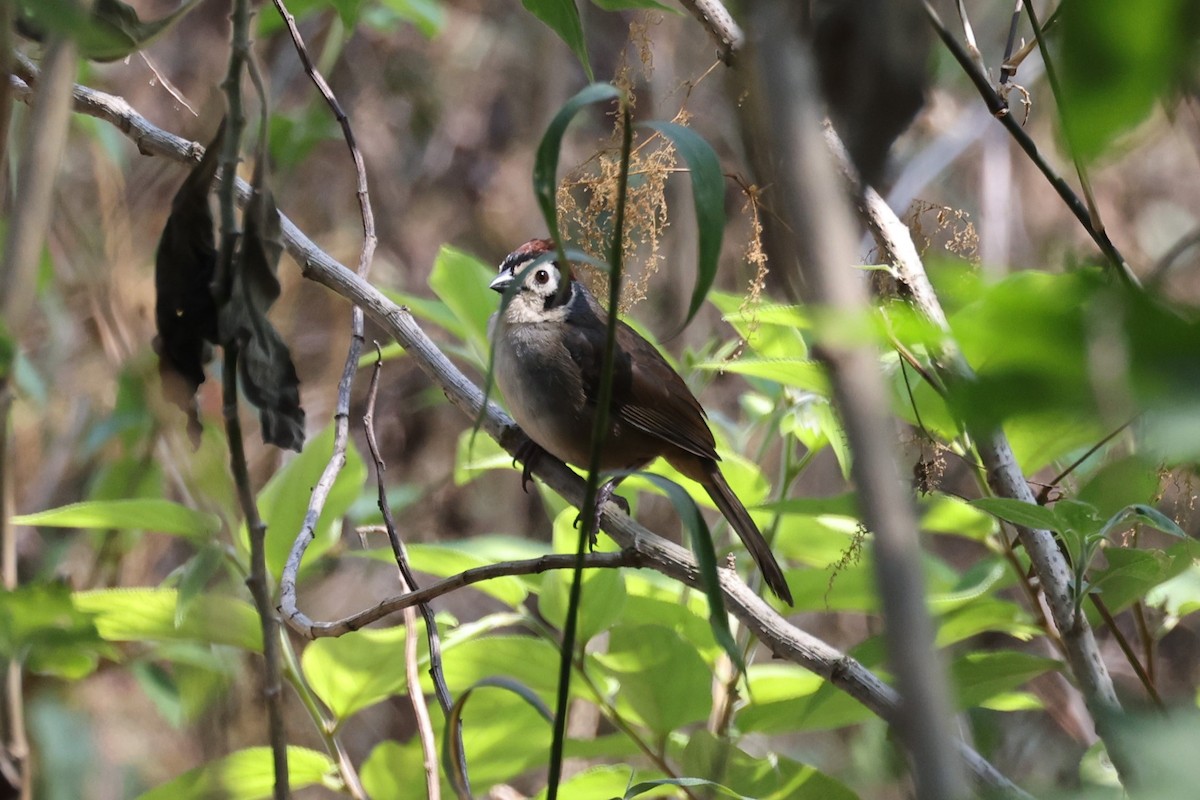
[13, 498, 221, 542]
[136, 746, 336, 800]
[0, 584, 108, 679]
[254, 423, 367, 580]
[301, 626, 411, 720]
[594, 623, 712, 735]
[74, 588, 261, 652]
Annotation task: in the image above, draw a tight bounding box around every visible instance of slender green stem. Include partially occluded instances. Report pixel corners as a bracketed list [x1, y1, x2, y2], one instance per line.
[546, 103, 633, 800]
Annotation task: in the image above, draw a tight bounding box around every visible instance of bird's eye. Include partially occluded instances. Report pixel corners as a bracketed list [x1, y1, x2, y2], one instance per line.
[535, 269, 550, 285]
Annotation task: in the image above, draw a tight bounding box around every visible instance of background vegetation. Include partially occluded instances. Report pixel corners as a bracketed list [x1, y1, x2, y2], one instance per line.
[2, 0, 1200, 798]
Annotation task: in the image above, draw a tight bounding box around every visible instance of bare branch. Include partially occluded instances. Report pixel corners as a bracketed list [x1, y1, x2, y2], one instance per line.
[362, 353, 441, 800]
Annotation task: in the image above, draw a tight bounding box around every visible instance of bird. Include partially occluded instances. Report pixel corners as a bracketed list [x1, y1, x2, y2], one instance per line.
[487, 238, 793, 605]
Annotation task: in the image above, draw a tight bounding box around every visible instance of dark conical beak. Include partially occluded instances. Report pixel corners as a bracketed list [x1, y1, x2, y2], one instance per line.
[489, 271, 513, 293]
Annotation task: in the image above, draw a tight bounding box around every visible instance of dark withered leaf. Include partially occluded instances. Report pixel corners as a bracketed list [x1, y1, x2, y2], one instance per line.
[153, 121, 224, 446]
[811, 0, 930, 186]
[219, 162, 305, 452]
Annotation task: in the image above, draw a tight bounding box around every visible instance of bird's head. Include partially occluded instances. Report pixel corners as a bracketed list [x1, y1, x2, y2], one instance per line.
[490, 239, 573, 323]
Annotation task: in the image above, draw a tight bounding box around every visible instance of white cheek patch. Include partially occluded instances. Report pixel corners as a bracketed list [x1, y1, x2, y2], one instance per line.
[503, 295, 569, 324]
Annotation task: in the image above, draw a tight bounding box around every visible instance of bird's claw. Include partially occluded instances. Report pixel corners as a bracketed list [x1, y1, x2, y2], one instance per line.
[573, 481, 630, 549]
[513, 440, 543, 494]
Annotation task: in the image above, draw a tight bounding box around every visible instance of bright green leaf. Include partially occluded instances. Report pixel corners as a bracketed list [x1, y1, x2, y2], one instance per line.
[137, 746, 336, 799]
[595, 623, 712, 735]
[13, 499, 221, 542]
[302, 626, 410, 720]
[74, 588, 261, 652]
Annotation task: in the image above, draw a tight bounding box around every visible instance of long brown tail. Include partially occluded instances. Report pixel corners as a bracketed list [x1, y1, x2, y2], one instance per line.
[703, 465, 793, 605]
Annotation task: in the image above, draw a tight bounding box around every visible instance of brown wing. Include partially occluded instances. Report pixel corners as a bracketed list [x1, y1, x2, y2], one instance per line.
[613, 321, 719, 461]
[561, 286, 718, 462]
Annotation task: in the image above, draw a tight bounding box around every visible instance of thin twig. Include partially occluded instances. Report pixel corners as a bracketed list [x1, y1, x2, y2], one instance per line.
[999, 0, 1023, 85]
[224, 348, 291, 800]
[1090, 595, 1164, 709]
[921, 0, 1140, 289]
[362, 350, 440, 800]
[1021, 0, 1103, 237]
[264, 2, 388, 790]
[279, 641, 367, 799]
[217, 1, 289, 795]
[17, 78, 1033, 799]
[291, 551, 646, 637]
[953, 0, 988, 77]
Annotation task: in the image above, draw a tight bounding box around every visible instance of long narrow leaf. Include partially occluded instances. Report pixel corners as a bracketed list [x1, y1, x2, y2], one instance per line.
[532, 83, 621, 248]
[643, 121, 725, 329]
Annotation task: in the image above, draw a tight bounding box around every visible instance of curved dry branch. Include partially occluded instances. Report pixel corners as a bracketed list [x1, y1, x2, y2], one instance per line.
[12, 72, 1032, 800]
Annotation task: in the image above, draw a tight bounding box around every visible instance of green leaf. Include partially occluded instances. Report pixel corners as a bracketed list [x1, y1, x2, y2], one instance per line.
[738, 664, 872, 734]
[254, 423, 367, 580]
[18, 0, 205, 62]
[969, 497, 1062, 532]
[301, 626, 411, 720]
[626, 777, 751, 799]
[594, 623, 712, 735]
[521, 0, 593, 81]
[443, 676, 555, 795]
[428, 246, 499, 357]
[74, 588, 261, 652]
[0, 584, 108, 679]
[357, 542, 530, 607]
[373, 0, 445, 36]
[12, 498, 221, 542]
[680, 730, 860, 799]
[540, 509, 627, 639]
[534, 83, 621, 241]
[1058, 0, 1200, 161]
[696, 358, 829, 394]
[643, 122, 725, 330]
[136, 746, 336, 799]
[1077, 456, 1163, 520]
[951, 650, 1060, 709]
[1085, 540, 1199, 619]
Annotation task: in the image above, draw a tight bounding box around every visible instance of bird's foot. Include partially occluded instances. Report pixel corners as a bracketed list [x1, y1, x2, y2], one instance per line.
[573, 479, 630, 548]
[513, 439, 544, 493]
